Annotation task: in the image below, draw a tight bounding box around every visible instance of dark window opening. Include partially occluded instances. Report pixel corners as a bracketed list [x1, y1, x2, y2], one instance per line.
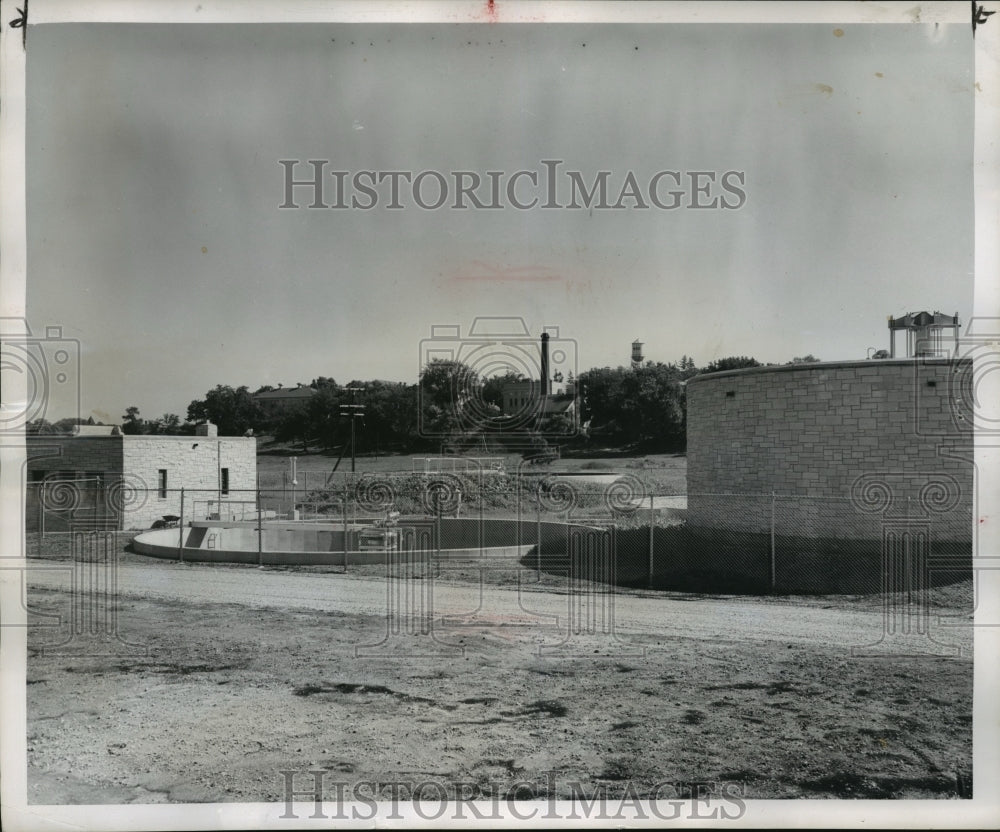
[221, 468, 230, 496]
[157, 469, 167, 499]
[725, 391, 736, 398]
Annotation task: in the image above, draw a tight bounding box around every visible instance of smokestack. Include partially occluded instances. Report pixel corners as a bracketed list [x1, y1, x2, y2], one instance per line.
[540, 332, 550, 397]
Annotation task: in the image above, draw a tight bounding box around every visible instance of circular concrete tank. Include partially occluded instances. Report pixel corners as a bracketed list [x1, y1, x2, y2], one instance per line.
[132, 517, 591, 566]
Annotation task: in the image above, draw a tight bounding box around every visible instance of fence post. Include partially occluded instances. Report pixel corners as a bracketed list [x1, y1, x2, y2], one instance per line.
[536, 488, 542, 580]
[770, 491, 776, 591]
[906, 495, 913, 605]
[179, 488, 185, 563]
[342, 482, 349, 571]
[40, 482, 46, 539]
[36, 483, 43, 543]
[435, 497, 442, 566]
[257, 490, 263, 567]
[648, 493, 655, 588]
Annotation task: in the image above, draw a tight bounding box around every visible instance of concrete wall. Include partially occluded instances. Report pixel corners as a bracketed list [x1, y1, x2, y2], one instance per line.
[685, 359, 973, 542]
[130, 517, 580, 565]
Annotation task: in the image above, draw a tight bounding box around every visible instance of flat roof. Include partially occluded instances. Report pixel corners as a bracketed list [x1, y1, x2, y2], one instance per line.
[685, 356, 969, 384]
[253, 387, 316, 399]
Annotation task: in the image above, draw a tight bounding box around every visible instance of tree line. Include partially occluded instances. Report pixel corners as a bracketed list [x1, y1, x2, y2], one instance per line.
[27, 354, 820, 453]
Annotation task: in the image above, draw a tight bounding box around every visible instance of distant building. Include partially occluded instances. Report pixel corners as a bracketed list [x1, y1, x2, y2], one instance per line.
[253, 384, 316, 419]
[26, 422, 257, 531]
[500, 379, 576, 417]
[499, 332, 577, 422]
[502, 380, 541, 414]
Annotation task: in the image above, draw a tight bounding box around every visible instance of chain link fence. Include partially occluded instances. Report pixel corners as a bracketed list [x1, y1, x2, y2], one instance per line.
[24, 472, 973, 595]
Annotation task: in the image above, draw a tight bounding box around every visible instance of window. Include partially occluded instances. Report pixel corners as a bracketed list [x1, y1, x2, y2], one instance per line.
[220, 467, 230, 496]
[157, 469, 167, 499]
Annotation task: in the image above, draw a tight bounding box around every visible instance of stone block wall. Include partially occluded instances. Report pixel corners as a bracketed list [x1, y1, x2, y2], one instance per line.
[25, 435, 257, 531]
[121, 436, 257, 529]
[685, 359, 973, 542]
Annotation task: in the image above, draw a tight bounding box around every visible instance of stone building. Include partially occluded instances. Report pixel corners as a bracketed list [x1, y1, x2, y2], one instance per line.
[680, 355, 974, 593]
[685, 357, 973, 541]
[252, 384, 316, 419]
[26, 423, 257, 531]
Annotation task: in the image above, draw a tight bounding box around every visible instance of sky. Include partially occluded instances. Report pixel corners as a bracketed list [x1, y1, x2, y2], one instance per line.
[26, 21, 973, 423]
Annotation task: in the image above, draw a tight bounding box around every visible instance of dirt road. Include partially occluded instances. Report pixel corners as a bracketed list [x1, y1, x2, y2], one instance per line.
[24, 558, 972, 656]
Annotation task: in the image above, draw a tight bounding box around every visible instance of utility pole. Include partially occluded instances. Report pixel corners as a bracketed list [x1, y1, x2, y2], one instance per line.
[340, 387, 365, 473]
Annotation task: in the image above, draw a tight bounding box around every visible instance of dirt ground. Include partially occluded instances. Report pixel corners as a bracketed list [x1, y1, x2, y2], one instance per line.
[24, 539, 973, 804]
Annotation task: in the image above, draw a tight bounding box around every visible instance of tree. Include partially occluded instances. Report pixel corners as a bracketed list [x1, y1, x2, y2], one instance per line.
[161, 413, 182, 433]
[678, 355, 699, 380]
[577, 363, 685, 449]
[305, 385, 344, 448]
[122, 406, 144, 435]
[353, 381, 418, 449]
[702, 356, 761, 374]
[274, 402, 315, 452]
[788, 355, 821, 364]
[419, 359, 480, 437]
[618, 362, 685, 447]
[578, 366, 627, 436]
[146, 413, 183, 435]
[186, 385, 261, 435]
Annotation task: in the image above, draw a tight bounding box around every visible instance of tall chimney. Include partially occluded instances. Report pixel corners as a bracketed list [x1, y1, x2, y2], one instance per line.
[540, 332, 550, 397]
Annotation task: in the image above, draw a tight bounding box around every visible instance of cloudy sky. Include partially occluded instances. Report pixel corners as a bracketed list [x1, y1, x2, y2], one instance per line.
[27, 20, 972, 423]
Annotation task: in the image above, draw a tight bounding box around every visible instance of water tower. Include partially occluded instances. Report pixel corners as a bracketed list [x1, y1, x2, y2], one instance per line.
[631, 339, 644, 369]
[888, 311, 960, 358]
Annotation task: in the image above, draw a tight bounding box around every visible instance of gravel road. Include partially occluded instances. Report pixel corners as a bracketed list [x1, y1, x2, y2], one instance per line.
[24, 557, 972, 656]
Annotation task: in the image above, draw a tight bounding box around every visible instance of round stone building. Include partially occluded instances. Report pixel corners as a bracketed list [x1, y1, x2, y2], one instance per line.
[683, 358, 973, 592]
